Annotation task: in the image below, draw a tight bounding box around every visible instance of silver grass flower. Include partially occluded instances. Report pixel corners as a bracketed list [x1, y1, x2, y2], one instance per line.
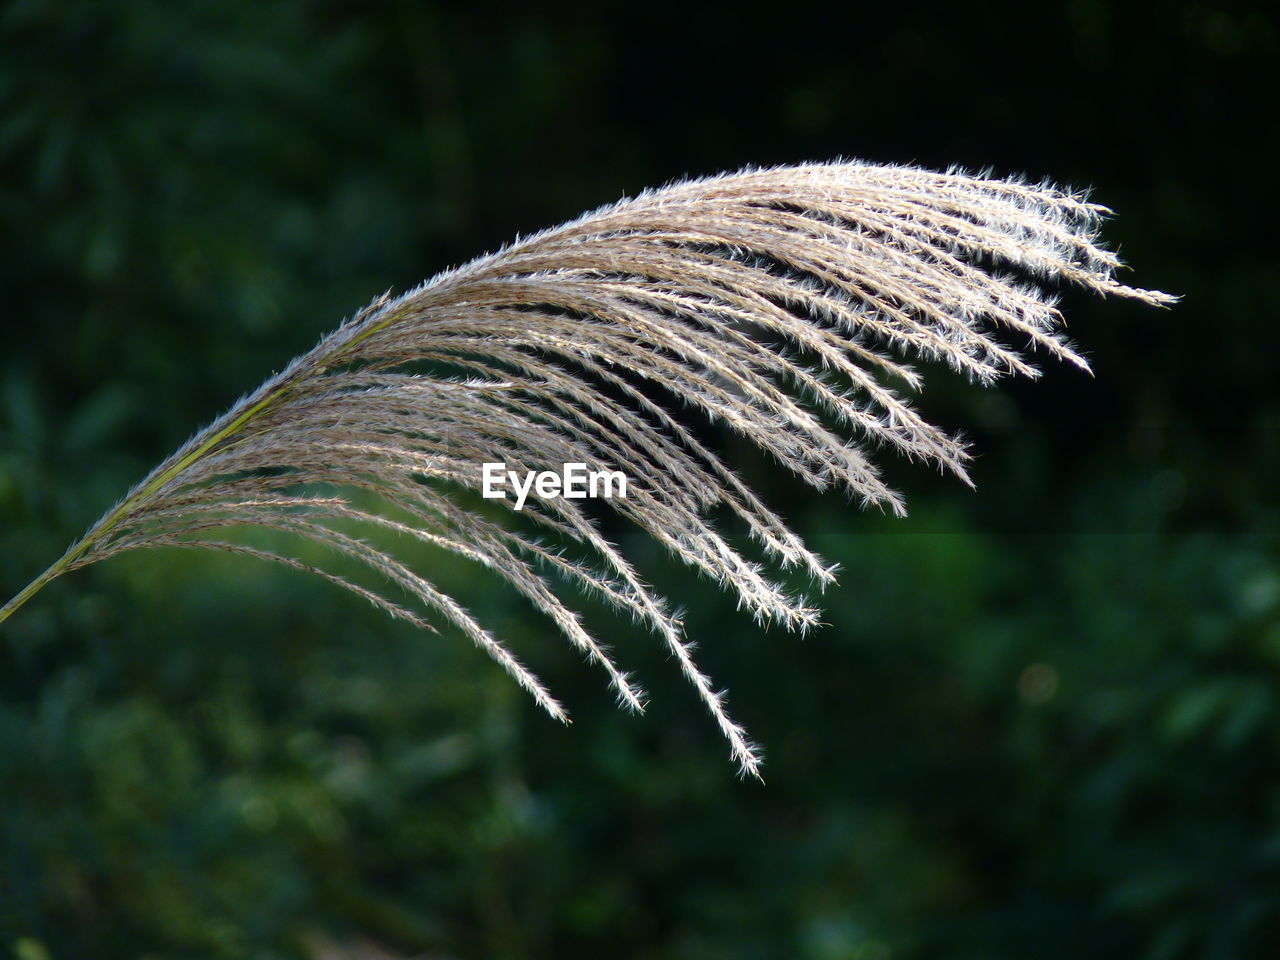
[0, 161, 1174, 777]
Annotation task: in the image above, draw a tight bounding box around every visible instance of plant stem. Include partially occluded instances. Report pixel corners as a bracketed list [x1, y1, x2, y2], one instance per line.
[0, 540, 88, 626]
[0, 383, 295, 629]
[0, 302, 407, 630]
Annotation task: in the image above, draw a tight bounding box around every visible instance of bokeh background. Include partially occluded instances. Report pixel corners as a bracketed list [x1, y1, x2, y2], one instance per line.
[2, 2, 1277, 958]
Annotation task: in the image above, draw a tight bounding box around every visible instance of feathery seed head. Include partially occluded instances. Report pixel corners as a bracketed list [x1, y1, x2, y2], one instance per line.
[0, 161, 1174, 778]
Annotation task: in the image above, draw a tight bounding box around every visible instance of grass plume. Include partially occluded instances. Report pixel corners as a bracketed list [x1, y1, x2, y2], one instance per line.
[0, 161, 1174, 777]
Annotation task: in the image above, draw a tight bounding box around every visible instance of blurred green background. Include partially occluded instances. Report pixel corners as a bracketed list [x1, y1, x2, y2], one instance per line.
[2, 1, 1277, 958]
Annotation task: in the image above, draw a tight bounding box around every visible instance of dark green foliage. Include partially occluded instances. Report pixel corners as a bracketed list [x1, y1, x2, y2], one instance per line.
[1, 1, 1276, 957]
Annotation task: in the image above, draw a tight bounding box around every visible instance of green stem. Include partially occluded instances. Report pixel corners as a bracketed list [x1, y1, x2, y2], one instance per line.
[0, 550, 75, 625]
[0, 301, 411, 630]
[0, 380, 299, 628]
